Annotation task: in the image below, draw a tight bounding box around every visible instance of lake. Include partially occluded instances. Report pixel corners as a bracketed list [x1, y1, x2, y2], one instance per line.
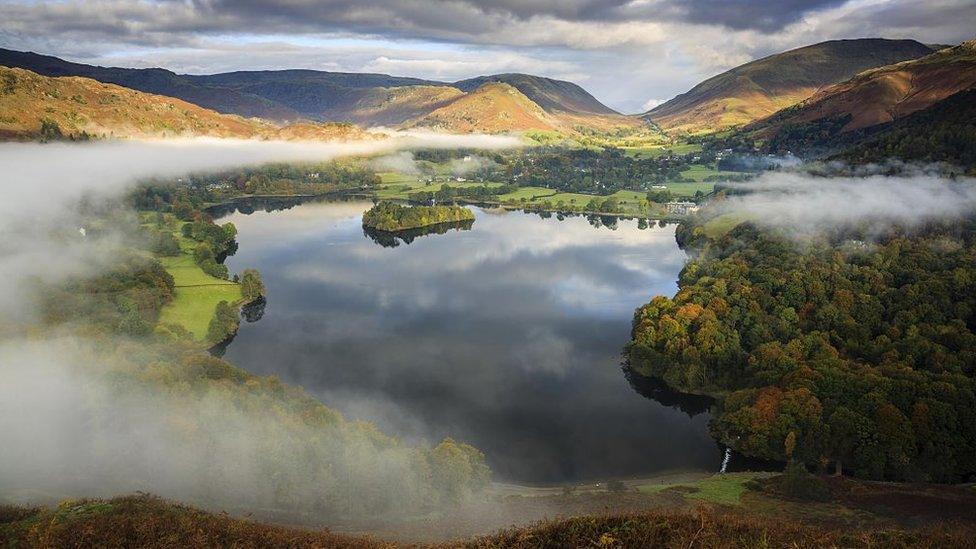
[219, 199, 721, 484]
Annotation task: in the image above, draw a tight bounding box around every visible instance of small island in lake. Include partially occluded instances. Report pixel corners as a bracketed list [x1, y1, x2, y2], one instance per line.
[362, 201, 475, 232]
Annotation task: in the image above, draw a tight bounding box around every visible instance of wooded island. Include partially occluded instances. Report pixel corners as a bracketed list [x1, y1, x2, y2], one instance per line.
[362, 201, 475, 232]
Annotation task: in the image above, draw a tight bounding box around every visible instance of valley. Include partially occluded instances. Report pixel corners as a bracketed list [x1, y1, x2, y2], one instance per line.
[2, 16, 976, 549]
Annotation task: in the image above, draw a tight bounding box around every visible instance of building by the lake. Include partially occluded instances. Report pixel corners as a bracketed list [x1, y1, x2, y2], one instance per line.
[665, 201, 700, 215]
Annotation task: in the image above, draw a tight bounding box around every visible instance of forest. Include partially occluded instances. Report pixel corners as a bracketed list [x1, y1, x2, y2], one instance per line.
[627, 209, 976, 482]
[506, 147, 713, 192]
[133, 161, 380, 209]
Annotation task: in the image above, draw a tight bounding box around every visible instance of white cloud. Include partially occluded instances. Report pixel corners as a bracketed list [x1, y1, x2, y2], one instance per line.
[641, 98, 665, 111]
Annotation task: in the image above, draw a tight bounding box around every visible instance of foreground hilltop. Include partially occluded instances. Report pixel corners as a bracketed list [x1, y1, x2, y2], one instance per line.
[643, 39, 937, 134]
[3, 484, 975, 548]
[0, 66, 370, 141]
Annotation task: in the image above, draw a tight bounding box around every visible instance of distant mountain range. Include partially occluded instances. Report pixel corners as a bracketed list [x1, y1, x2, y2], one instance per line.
[641, 39, 938, 134]
[0, 48, 636, 133]
[1, 38, 973, 154]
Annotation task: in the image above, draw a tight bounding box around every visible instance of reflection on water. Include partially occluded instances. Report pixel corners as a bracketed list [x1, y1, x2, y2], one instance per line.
[363, 219, 475, 248]
[624, 367, 713, 417]
[219, 200, 721, 483]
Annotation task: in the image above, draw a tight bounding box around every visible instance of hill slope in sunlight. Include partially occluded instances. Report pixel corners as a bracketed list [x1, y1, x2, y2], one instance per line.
[749, 40, 976, 146]
[455, 73, 619, 116]
[0, 48, 640, 134]
[0, 66, 371, 141]
[402, 82, 560, 133]
[643, 39, 936, 134]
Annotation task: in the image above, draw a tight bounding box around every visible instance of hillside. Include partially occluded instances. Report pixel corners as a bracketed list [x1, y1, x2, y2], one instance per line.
[756, 40, 976, 131]
[0, 66, 370, 141]
[833, 88, 976, 169]
[0, 48, 634, 133]
[322, 85, 466, 126]
[752, 40, 976, 154]
[403, 82, 560, 133]
[454, 73, 618, 115]
[3, 490, 974, 548]
[643, 39, 936, 134]
[0, 48, 300, 120]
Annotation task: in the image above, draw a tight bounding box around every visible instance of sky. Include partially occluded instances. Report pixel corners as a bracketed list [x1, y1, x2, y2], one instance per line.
[0, 0, 973, 113]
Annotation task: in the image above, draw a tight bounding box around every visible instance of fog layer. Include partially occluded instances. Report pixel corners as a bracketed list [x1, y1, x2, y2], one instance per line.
[721, 171, 976, 234]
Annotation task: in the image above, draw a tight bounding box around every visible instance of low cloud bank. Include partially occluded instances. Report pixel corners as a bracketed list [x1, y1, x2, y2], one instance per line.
[719, 171, 976, 234]
[0, 135, 518, 516]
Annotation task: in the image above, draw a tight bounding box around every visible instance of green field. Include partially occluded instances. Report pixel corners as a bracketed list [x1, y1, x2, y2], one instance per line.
[623, 142, 703, 158]
[678, 164, 744, 182]
[374, 172, 505, 200]
[496, 186, 557, 201]
[635, 473, 764, 506]
[141, 213, 244, 342]
[156, 254, 242, 340]
[545, 191, 601, 206]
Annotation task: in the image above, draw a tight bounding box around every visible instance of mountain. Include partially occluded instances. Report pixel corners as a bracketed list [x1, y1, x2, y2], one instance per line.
[643, 39, 937, 134]
[833, 87, 976, 170]
[454, 73, 619, 115]
[0, 66, 370, 141]
[320, 85, 466, 126]
[751, 40, 976, 154]
[0, 48, 301, 120]
[0, 49, 631, 133]
[403, 82, 559, 133]
[185, 69, 447, 123]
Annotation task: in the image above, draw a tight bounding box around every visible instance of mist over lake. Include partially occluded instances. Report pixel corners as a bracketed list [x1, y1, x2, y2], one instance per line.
[219, 200, 720, 483]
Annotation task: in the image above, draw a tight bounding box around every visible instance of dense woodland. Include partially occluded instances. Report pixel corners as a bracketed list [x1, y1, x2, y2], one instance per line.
[835, 89, 976, 172]
[507, 147, 711, 192]
[133, 161, 379, 209]
[628, 212, 976, 481]
[700, 87, 976, 174]
[413, 147, 739, 196]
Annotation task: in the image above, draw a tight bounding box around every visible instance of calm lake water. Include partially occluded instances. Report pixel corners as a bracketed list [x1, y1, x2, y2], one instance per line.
[219, 199, 721, 483]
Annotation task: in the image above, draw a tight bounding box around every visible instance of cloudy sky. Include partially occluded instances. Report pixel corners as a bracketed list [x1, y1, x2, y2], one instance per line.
[0, 0, 973, 113]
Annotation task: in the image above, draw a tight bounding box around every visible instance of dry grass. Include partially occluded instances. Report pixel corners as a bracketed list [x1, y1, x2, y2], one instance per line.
[0, 495, 395, 549]
[456, 509, 974, 548]
[4, 494, 974, 548]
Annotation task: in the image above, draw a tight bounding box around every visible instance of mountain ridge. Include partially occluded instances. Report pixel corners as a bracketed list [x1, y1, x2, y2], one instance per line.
[0, 66, 370, 141]
[0, 48, 623, 130]
[643, 38, 937, 134]
[749, 40, 976, 151]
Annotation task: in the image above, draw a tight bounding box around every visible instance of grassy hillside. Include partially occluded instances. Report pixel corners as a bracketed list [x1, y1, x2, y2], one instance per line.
[0, 66, 268, 140]
[404, 82, 559, 133]
[454, 73, 619, 115]
[0, 48, 301, 120]
[750, 40, 976, 150]
[0, 66, 371, 141]
[323, 85, 466, 126]
[644, 39, 935, 134]
[0, 48, 639, 134]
